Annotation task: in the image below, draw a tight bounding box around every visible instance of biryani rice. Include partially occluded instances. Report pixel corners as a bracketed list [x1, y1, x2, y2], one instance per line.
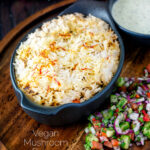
[14, 13, 120, 106]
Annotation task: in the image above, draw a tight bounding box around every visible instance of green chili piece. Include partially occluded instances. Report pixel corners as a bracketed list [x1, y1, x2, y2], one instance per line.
[117, 98, 127, 108]
[120, 135, 131, 149]
[143, 122, 150, 139]
[116, 77, 125, 87]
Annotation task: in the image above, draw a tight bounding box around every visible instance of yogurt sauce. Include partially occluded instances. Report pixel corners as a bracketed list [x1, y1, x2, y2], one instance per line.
[112, 0, 150, 34]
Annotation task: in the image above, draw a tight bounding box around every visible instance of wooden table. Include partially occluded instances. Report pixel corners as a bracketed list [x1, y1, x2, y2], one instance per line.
[0, 0, 62, 40]
[0, 0, 150, 150]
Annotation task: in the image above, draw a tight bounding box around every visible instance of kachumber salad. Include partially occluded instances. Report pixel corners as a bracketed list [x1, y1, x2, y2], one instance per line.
[14, 13, 120, 106]
[84, 64, 150, 150]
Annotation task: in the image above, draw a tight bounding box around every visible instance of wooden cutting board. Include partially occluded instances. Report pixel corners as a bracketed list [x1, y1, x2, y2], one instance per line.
[0, 0, 150, 150]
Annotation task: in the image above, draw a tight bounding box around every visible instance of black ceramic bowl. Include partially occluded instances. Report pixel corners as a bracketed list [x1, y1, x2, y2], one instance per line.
[10, 0, 125, 126]
[108, 0, 150, 46]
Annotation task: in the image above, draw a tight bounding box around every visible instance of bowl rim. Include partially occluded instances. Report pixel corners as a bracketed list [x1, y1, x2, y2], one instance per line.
[108, 0, 150, 38]
[10, 0, 125, 115]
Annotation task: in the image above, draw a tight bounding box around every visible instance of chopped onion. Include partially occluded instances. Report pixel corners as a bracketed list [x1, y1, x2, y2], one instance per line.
[85, 127, 89, 134]
[129, 113, 139, 121]
[141, 137, 145, 145]
[134, 97, 145, 103]
[132, 121, 140, 132]
[114, 147, 121, 150]
[95, 112, 102, 118]
[136, 142, 142, 146]
[126, 118, 131, 122]
[145, 101, 149, 104]
[127, 95, 131, 101]
[146, 103, 150, 111]
[90, 127, 96, 135]
[100, 136, 108, 142]
[125, 81, 130, 87]
[124, 77, 129, 81]
[114, 114, 131, 135]
[137, 86, 144, 95]
[115, 93, 120, 96]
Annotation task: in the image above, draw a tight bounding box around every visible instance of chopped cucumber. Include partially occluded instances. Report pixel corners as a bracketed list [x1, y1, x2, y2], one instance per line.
[120, 135, 131, 149]
[102, 110, 114, 119]
[111, 105, 116, 110]
[106, 128, 115, 137]
[143, 122, 150, 139]
[120, 122, 130, 131]
[117, 97, 127, 108]
[84, 144, 91, 150]
[128, 108, 133, 114]
[116, 77, 125, 87]
[110, 94, 118, 103]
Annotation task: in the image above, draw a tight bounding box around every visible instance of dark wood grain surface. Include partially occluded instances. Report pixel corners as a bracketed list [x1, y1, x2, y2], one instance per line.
[0, 0, 63, 40]
[0, 0, 150, 150]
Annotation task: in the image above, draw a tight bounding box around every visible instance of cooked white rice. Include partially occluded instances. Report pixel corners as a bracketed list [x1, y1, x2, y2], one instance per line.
[14, 13, 120, 106]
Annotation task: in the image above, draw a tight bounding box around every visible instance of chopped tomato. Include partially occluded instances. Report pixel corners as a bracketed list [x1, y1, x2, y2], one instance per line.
[72, 99, 80, 103]
[128, 133, 135, 141]
[146, 64, 150, 73]
[142, 110, 147, 115]
[96, 132, 101, 137]
[142, 110, 150, 122]
[91, 141, 103, 150]
[111, 139, 119, 147]
[104, 141, 113, 148]
[115, 108, 119, 113]
[101, 132, 107, 137]
[143, 115, 150, 122]
[92, 118, 96, 122]
[93, 120, 99, 124]
[130, 103, 138, 110]
[135, 94, 140, 98]
[147, 92, 150, 98]
[114, 113, 118, 117]
[119, 86, 127, 92]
